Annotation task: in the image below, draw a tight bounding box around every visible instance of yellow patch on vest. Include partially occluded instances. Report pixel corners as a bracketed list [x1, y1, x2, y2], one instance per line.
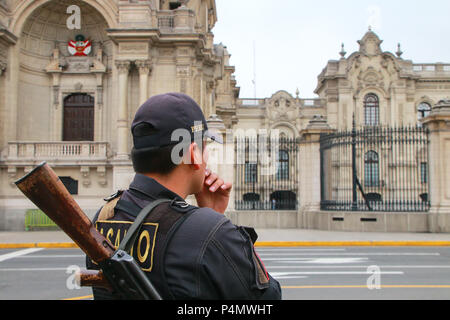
[95, 220, 159, 272]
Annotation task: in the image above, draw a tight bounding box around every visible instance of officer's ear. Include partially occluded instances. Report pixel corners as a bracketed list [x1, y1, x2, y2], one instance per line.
[189, 142, 203, 170]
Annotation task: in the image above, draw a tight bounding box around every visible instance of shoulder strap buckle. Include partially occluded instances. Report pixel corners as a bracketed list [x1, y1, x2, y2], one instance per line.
[104, 190, 124, 202]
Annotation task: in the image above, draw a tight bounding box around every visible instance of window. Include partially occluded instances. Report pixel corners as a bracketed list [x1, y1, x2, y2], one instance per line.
[169, 1, 182, 10]
[59, 177, 78, 195]
[364, 94, 380, 126]
[418, 102, 432, 126]
[420, 162, 428, 184]
[364, 151, 380, 187]
[270, 191, 297, 210]
[244, 162, 258, 183]
[276, 150, 289, 180]
[243, 193, 260, 202]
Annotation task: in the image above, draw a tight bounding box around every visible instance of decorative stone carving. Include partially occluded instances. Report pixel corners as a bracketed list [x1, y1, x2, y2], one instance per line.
[97, 166, 107, 187]
[90, 47, 106, 73]
[115, 60, 131, 74]
[74, 82, 83, 92]
[265, 91, 299, 123]
[136, 59, 152, 75]
[358, 29, 383, 57]
[176, 65, 190, 77]
[53, 85, 60, 105]
[7, 166, 17, 187]
[65, 56, 92, 73]
[81, 166, 91, 188]
[45, 48, 65, 73]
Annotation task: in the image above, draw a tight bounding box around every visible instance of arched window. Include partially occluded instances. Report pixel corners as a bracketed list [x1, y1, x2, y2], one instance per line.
[365, 151, 380, 187]
[418, 102, 432, 125]
[364, 94, 380, 126]
[276, 150, 289, 180]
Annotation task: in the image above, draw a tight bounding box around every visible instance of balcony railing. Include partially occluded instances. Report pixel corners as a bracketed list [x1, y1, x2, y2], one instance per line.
[6, 142, 109, 162]
[412, 64, 450, 74]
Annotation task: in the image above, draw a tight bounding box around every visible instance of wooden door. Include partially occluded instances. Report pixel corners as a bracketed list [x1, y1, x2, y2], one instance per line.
[63, 94, 95, 141]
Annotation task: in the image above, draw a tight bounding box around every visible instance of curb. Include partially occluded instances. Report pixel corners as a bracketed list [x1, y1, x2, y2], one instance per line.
[0, 243, 78, 249]
[1, 241, 450, 249]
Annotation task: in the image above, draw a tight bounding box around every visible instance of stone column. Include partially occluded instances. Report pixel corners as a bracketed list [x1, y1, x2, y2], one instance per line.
[0, 61, 6, 76]
[115, 60, 131, 159]
[298, 115, 334, 228]
[136, 60, 152, 106]
[422, 100, 450, 233]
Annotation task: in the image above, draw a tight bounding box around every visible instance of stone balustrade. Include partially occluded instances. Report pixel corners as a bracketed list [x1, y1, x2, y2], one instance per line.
[6, 142, 109, 162]
[412, 63, 450, 74]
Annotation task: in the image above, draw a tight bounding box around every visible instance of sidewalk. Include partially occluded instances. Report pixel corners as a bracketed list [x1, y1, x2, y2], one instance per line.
[1, 229, 450, 248]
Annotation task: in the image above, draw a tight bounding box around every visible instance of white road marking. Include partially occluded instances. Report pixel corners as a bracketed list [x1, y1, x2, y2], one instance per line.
[266, 265, 450, 269]
[297, 258, 369, 264]
[0, 248, 44, 262]
[16, 255, 84, 258]
[271, 271, 404, 277]
[0, 268, 87, 272]
[257, 249, 347, 252]
[261, 253, 440, 260]
[273, 276, 308, 280]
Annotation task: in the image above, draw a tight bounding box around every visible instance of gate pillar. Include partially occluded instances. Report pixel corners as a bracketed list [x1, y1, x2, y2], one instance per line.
[298, 116, 334, 227]
[422, 100, 450, 233]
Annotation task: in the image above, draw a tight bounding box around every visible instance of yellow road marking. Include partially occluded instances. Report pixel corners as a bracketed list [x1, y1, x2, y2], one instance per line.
[0, 243, 78, 249]
[282, 285, 450, 289]
[63, 294, 94, 300]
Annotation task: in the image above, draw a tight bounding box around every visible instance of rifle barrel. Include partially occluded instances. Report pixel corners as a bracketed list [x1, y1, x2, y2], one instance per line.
[15, 162, 115, 263]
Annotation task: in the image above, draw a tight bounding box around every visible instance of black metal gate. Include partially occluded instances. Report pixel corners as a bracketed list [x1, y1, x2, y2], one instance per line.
[235, 136, 299, 210]
[320, 124, 430, 212]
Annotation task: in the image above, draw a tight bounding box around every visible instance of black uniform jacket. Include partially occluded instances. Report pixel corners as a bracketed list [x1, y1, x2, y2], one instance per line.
[87, 174, 282, 300]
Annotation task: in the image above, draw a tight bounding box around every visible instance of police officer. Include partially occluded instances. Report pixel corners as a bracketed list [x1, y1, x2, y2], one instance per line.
[87, 93, 281, 300]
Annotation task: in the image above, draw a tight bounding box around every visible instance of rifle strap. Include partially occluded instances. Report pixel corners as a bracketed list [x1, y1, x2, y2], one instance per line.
[117, 199, 172, 254]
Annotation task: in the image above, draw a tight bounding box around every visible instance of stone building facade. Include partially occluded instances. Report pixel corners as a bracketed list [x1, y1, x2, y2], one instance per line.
[0, 1, 449, 232]
[0, 0, 239, 230]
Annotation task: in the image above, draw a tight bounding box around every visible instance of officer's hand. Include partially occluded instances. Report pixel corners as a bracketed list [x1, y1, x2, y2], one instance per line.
[195, 169, 232, 214]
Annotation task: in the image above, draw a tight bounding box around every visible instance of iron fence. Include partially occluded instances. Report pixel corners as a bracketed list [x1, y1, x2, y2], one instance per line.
[235, 136, 299, 211]
[320, 124, 430, 212]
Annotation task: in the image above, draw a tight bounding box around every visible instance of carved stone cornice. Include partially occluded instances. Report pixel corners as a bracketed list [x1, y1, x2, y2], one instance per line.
[115, 60, 132, 74]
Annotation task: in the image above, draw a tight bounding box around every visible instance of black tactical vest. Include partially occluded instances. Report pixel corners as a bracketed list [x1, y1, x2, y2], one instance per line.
[88, 192, 196, 300]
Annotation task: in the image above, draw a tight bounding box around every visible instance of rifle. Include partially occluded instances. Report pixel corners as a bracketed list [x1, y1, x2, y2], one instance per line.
[15, 162, 162, 300]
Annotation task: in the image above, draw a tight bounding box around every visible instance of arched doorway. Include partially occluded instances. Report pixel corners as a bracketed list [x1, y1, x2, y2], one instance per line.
[270, 191, 297, 210]
[16, 0, 112, 142]
[63, 93, 95, 141]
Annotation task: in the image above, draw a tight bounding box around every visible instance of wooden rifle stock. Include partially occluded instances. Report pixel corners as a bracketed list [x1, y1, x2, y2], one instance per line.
[15, 162, 113, 288]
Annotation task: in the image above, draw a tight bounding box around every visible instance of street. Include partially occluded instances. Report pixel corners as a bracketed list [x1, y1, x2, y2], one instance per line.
[0, 247, 450, 300]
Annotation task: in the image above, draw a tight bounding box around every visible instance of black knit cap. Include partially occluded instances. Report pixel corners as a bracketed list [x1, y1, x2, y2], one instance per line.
[131, 93, 222, 150]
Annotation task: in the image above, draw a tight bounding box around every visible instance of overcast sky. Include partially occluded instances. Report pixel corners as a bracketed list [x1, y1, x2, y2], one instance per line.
[212, 0, 450, 99]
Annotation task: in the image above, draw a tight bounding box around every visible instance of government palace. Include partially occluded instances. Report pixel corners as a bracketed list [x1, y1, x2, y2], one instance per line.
[1, 0, 449, 233]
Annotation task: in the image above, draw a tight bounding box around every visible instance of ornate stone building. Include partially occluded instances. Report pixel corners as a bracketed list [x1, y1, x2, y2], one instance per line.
[0, 0, 239, 230]
[0, 1, 449, 232]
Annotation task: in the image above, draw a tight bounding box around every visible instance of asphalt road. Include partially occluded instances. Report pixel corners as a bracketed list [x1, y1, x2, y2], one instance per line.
[1, 247, 450, 300]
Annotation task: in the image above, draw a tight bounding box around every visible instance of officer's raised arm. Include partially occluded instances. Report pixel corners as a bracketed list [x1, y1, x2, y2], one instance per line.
[195, 168, 232, 215]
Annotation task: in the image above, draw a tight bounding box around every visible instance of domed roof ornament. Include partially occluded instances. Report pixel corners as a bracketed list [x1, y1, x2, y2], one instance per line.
[396, 43, 403, 58]
[339, 43, 347, 59]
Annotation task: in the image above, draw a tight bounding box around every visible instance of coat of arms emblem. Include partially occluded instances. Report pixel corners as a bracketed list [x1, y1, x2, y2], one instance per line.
[68, 34, 92, 56]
